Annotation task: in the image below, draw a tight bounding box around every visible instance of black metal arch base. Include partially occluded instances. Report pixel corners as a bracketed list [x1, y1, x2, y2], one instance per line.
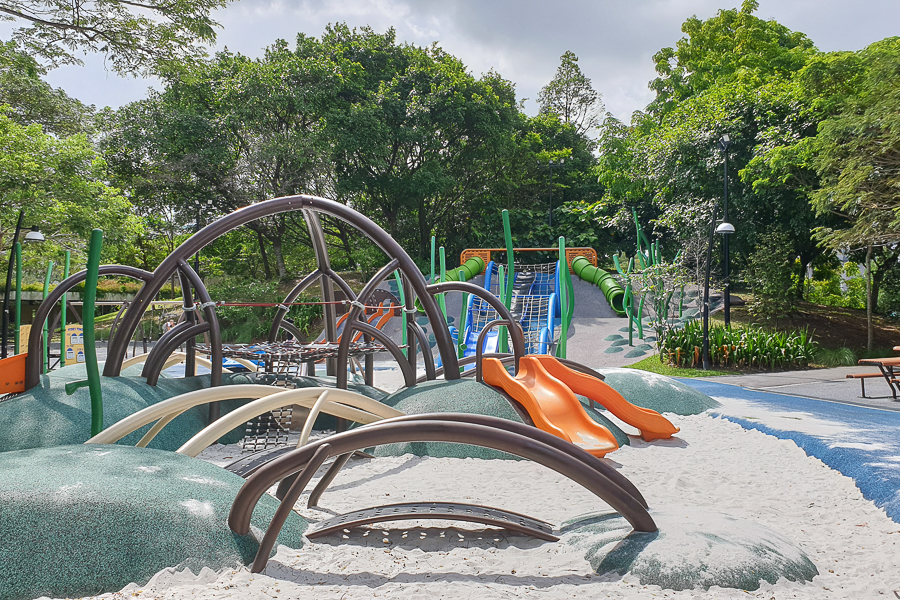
[228, 413, 656, 573]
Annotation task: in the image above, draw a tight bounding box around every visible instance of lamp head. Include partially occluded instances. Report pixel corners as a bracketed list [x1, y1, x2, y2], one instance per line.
[715, 222, 735, 234]
[719, 134, 731, 151]
[23, 227, 45, 243]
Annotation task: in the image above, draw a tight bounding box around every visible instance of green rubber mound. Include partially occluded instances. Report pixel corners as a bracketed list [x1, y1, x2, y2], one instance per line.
[374, 379, 525, 460]
[598, 368, 719, 415]
[0, 363, 254, 454]
[0, 444, 306, 600]
[564, 508, 817, 591]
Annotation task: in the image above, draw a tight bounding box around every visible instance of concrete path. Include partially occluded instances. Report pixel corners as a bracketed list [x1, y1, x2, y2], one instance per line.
[703, 365, 900, 412]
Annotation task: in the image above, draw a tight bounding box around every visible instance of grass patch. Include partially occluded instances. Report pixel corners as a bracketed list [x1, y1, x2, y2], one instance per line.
[623, 354, 739, 378]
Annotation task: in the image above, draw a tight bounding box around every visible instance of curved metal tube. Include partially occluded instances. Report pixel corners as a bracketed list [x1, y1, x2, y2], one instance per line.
[350, 321, 415, 388]
[427, 280, 525, 372]
[104, 196, 458, 379]
[475, 319, 523, 383]
[24, 265, 154, 390]
[142, 322, 211, 386]
[409, 320, 436, 381]
[301, 412, 648, 510]
[267, 269, 321, 342]
[252, 443, 332, 572]
[176, 260, 223, 388]
[229, 416, 657, 540]
[336, 259, 399, 390]
[139, 320, 192, 377]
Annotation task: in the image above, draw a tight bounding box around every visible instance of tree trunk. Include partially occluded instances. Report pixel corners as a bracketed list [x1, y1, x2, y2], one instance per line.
[866, 241, 873, 352]
[272, 236, 287, 279]
[256, 229, 272, 279]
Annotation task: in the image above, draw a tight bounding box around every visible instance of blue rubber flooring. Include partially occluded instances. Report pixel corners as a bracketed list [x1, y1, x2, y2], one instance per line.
[679, 379, 900, 525]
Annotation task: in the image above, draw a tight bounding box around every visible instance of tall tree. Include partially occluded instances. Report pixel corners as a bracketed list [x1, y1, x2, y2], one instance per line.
[538, 51, 604, 138]
[323, 25, 520, 260]
[0, 0, 231, 75]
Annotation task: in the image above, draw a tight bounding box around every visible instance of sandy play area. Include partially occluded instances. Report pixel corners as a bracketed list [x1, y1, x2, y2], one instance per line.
[57, 408, 899, 600]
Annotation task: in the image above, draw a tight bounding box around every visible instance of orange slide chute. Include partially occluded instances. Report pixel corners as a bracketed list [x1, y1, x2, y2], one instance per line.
[482, 356, 619, 457]
[531, 355, 679, 442]
[0, 353, 27, 394]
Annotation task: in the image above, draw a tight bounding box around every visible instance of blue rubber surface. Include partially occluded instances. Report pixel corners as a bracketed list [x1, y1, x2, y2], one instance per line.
[679, 379, 900, 525]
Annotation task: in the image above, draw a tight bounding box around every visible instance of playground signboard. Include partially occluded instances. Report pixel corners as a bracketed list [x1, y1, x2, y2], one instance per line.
[65, 324, 85, 363]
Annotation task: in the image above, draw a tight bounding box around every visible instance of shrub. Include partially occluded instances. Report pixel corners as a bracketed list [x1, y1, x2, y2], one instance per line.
[659, 320, 818, 370]
[205, 278, 322, 344]
[744, 229, 796, 319]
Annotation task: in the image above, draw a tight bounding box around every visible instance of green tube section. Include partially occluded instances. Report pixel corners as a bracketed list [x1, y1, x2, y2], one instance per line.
[572, 256, 627, 317]
[442, 257, 485, 282]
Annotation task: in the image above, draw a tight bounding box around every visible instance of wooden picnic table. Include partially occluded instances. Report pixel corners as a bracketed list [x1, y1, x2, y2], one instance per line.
[857, 356, 900, 399]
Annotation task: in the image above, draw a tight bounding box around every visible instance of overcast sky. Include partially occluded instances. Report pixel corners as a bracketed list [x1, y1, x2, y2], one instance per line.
[13, 0, 900, 122]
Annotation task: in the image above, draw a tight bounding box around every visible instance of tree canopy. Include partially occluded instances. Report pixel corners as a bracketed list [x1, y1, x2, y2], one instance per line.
[0, 0, 230, 75]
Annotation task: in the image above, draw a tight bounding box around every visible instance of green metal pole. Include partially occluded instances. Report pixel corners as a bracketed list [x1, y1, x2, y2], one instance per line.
[60, 251, 70, 366]
[438, 246, 447, 320]
[84, 230, 104, 436]
[41, 261, 54, 373]
[13, 242, 21, 355]
[556, 237, 571, 359]
[500, 210, 514, 354]
[393, 271, 408, 358]
[457, 269, 468, 361]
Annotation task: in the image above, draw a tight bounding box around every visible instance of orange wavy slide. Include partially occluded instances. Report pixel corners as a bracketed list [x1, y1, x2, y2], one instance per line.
[530, 355, 679, 442]
[482, 355, 619, 457]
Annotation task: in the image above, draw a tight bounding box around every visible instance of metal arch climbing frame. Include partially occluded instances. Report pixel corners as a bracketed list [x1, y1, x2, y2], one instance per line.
[474, 319, 522, 383]
[427, 280, 526, 373]
[302, 412, 649, 510]
[229, 414, 657, 573]
[24, 265, 154, 390]
[141, 322, 211, 386]
[102, 196, 459, 382]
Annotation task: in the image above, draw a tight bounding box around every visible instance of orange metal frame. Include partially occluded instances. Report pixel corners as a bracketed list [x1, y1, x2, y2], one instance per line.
[460, 247, 598, 274]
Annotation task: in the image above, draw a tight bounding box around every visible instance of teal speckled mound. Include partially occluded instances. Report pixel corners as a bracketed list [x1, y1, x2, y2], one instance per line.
[599, 368, 720, 415]
[375, 379, 525, 459]
[0, 444, 306, 600]
[564, 508, 817, 591]
[0, 363, 252, 453]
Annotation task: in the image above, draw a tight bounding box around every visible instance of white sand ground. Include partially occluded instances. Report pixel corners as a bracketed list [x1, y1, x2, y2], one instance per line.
[56, 412, 900, 600]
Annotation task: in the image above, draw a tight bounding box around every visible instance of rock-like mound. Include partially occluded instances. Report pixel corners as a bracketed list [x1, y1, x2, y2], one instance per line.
[0, 444, 305, 600]
[374, 379, 525, 459]
[0, 363, 252, 453]
[599, 368, 720, 415]
[565, 508, 817, 591]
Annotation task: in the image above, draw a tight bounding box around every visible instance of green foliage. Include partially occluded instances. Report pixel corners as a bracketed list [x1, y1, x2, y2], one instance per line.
[809, 37, 900, 248]
[538, 51, 604, 137]
[744, 229, 796, 319]
[812, 347, 857, 367]
[0, 0, 231, 76]
[0, 40, 93, 136]
[806, 262, 867, 310]
[659, 320, 818, 370]
[204, 278, 322, 344]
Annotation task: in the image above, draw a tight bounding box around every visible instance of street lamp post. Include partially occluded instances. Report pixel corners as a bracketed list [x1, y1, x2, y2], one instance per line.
[2, 210, 45, 358]
[719, 134, 732, 327]
[702, 135, 736, 370]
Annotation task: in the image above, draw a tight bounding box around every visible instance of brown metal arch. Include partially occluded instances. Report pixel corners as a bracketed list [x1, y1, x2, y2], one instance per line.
[25, 265, 154, 390]
[103, 196, 458, 380]
[142, 322, 211, 385]
[427, 280, 526, 371]
[229, 415, 656, 545]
